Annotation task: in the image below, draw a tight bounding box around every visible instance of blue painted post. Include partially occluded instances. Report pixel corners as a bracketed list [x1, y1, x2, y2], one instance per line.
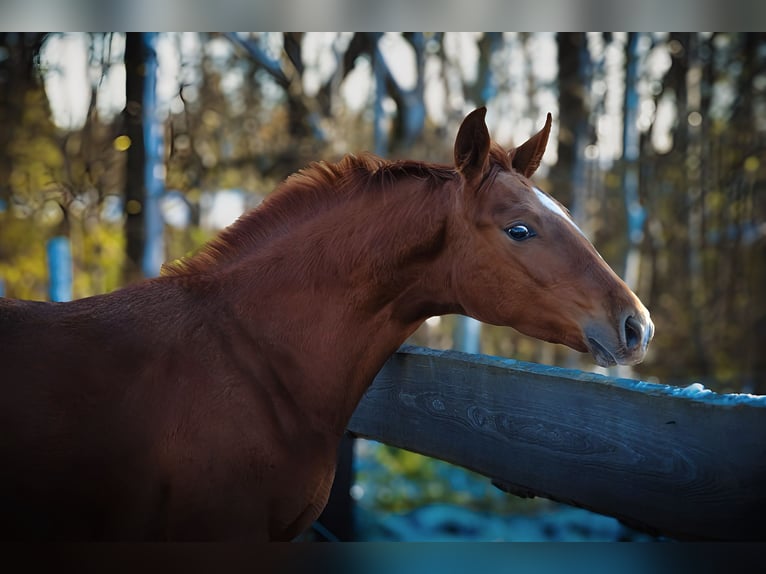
[140, 32, 165, 278]
[46, 236, 72, 302]
[622, 32, 646, 291]
[454, 315, 481, 354]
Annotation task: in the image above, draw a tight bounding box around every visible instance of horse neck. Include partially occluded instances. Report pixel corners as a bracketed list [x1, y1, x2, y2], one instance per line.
[218, 177, 461, 436]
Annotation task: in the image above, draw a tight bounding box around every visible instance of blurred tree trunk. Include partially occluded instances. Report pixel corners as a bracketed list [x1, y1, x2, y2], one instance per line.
[123, 33, 147, 284]
[371, 33, 388, 156]
[553, 33, 590, 211]
[685, 35, 706, 368]
[123, 33, 164, 283]
[729, 33, 761, 128]
[0, 33, 47, 209]
[281, 32, 313, 139]
[0, 33, 56, 299]
[388, 32, 428, 154]
[373, 32, 429, 156]
[467, 32, 503, 107]
[726, 34, 765, 391]
[725, 33, 759, 325]
[659, 33, 701, 376]
[674, 33, 711, 372]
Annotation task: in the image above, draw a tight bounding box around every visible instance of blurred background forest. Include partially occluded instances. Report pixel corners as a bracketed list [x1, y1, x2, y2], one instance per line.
[1, 32, 765, 540]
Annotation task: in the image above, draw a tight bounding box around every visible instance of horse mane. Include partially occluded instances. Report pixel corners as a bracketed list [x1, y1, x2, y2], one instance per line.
[162, 152, 470, 277]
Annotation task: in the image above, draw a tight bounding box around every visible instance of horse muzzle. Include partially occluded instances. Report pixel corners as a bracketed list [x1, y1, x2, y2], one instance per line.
[584, 310, 654, 367]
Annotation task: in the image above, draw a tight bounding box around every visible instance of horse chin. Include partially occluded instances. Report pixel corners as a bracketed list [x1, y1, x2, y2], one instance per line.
[586, 337, 618, 368]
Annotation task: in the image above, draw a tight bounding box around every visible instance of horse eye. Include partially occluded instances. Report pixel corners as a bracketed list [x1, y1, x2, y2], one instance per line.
[505, 224, 535, 241]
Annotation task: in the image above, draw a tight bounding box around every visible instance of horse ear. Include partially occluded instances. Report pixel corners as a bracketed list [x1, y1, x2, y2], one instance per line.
[454, 107, 490, 182]
[510, 113, 552, 178]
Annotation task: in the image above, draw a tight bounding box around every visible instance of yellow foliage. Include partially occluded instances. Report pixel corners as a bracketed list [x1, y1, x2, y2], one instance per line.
[0, 214, 50, 300]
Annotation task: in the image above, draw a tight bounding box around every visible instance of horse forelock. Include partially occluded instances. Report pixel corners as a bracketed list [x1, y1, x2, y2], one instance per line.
[488, 142, 512, 171]
[162, 153, 459, 277]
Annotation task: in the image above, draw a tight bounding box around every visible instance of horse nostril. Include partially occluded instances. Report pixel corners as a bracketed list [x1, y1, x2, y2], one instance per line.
[624, 315, 643, 351]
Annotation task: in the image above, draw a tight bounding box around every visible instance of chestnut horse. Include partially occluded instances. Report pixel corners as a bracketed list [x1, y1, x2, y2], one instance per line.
[0, 108, 653, 540]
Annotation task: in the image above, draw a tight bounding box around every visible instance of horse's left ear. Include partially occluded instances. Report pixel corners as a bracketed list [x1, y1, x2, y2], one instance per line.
[454, 107, 491, 182]
[510, 113, 552, 178]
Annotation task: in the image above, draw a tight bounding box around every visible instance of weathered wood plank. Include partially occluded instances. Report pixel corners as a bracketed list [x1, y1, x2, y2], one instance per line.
[348, 345, 766, 541]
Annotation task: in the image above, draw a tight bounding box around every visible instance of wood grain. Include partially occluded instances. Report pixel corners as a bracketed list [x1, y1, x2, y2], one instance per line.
[348, 345, 766, 540]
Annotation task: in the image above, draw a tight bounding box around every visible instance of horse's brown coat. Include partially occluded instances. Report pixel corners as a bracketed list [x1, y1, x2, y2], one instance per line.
[0, 108, 652, 540]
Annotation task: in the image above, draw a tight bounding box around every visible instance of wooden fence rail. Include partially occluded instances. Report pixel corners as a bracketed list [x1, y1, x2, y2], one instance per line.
[348, 346, 766, 541]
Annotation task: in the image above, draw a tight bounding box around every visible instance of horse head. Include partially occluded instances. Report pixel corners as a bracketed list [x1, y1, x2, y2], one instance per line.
[451, 107, 653, 367]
